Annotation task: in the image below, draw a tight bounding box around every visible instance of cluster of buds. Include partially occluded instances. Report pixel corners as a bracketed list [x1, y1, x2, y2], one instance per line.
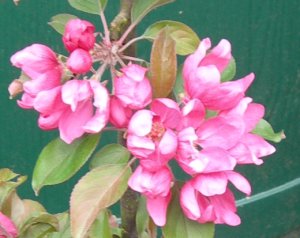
[9, 18, 275, 227]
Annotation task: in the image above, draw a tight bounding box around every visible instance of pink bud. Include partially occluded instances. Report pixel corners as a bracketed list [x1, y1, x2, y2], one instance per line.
[8, 79, 23, 98]
[67, 49, 92, 74]
[63, 19, 95, 52]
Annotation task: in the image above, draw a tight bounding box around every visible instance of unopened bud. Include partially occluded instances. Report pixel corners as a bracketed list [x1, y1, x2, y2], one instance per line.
[8, 79, 23, 99]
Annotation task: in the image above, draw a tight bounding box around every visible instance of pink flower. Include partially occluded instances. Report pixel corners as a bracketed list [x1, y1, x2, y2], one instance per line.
[10, 44, 62, 109]
[34, 80, 109, 144]
[62, 19, 95, 52]
[128, 166, 173, 226]
[67, 49, 92, 74]
[183, 38, 254, 110]
[0, 212, 18, 238]
[220, 97, 276, 164]
[180, 183, 241, 226]
[10, 44, 61, 81]
[109, 96, 133, 128]
[114, 64, 152, 110]
[126, 98, 180, 171]
[180, 172, 250, 226]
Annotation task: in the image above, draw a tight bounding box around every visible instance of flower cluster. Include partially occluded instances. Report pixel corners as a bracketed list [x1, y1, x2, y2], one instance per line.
[126, 38, 275, 226]
[9, 18, 275, 228]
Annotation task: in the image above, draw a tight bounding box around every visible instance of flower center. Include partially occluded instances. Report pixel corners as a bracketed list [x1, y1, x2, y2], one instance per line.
[148, 121, 165, 142]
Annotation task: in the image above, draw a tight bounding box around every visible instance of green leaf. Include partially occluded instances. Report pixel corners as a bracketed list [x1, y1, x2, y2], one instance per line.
[252, 119, 285, 143]
[221, 57, 236, 82]
[88, 210, 113, 238]
[173, 64, 184, 102]
[136, 196, 149, 237]
[0, 174, 27, 209]
[150, 28, 177, 98]
[48, 14, 78, 35]
[163, 185, 215, 238]
[32, 134, 100, 195]
[90, 144, 131, 169]
[70, 164, 131, 238]
[19, 213, 59, 238]
[0, 168, 19, 182]
[144, 20, 200, 55]
[68, 0, 107, 14]
[47, 213, 71, 238]
[131, 0, 175, 25]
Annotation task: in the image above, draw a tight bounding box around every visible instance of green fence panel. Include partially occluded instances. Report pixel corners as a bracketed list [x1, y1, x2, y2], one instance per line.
[0, 1, 299, 237]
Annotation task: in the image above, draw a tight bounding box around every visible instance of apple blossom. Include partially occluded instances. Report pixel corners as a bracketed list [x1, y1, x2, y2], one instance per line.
[128, 165, 173, 226]
[126, 98, 180, 171]
[114, 64, 152, 110]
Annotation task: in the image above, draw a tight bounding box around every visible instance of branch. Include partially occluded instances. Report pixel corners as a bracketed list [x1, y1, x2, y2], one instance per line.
[110, 0, 134, 41]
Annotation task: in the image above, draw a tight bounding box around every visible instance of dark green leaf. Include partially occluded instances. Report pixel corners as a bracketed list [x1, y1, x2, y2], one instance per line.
[131, 0, 175, 25]
[252, 119, 285, 143]
[144, 20, 200, 55]
[163, 185, 215, 238]
[150, 28, 177, 98]
[70, 164, 131, 238]
[89, 144, 131, 169]
[48, 14, 78, 35]
[32, 134, 100, 195]
[68, 0, 107, 14]
[221, 57, 236, 82]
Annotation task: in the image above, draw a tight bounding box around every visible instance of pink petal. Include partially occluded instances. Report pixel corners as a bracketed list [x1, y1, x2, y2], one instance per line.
[197, 116, 244, 150]
[193, 173, 228, 196]
[59, 100, 93, 144]
[226, 171, 251, 196]
[126, 134, 155, 158]
[146, 192, 171, 226]
[62, 80, 92, 111]
[151, 98, 181, 129]
[128, 110, 153, 136]
[183, 38, 211, 80]
[158, 129, 178, 157]
[180, 182, 201, 220]
[181, 99, 205, 129]
[200, 39, 232, 72]
[121, 63, 147, 82]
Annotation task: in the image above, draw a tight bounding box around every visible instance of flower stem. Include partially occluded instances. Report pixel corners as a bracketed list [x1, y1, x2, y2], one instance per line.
[99, 10, 111, 45]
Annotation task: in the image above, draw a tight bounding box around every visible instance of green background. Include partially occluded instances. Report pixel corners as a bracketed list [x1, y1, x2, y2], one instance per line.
[0, 0, 299, 237]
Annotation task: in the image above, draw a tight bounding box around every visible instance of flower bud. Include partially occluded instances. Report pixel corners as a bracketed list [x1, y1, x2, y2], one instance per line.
[8, 79, 23, 99]
[67, 49, 92, 74]
[63, 19, 95, 52]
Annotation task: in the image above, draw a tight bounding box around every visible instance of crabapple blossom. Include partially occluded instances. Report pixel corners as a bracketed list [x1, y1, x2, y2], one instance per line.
[128, 165, 173, 226]
[183, 38, 254, 110]
[0, 212, 18, 238]
[10, 44, 62, 108]
[114, 64, 152, 110]
[180, 183, 242, 226]
[62, 18, 96, 52]
[126, 98, 180, 171]
[34, 79, 109, 144]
